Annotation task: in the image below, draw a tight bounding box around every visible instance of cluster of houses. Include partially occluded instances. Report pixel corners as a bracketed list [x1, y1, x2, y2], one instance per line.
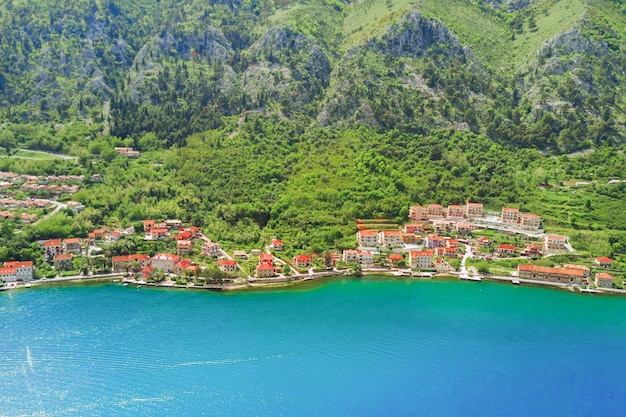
[0, 172, 84, 195]
[517, 257, 617, 288]
[409, 203, 542, 231]
[112, 253, 198, 281]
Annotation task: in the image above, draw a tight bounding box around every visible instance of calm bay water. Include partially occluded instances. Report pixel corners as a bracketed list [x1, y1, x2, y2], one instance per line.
[1, 278, 626, 416]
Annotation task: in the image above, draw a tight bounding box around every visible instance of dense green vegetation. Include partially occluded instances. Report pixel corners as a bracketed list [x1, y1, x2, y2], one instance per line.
[1, 0, 626, 275]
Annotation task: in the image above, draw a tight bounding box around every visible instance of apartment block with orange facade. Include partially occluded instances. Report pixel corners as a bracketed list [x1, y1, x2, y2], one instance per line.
[501, 207, 520, 224]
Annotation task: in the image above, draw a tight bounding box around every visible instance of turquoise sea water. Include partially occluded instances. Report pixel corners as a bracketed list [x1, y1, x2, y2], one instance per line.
[1, 278, 626, 416]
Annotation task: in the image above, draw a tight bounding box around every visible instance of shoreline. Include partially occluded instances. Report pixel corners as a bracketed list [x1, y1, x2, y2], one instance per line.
[4, 268, 626, 297]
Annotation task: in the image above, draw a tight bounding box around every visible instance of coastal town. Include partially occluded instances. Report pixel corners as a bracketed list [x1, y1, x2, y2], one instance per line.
[1, 199, 623, 295]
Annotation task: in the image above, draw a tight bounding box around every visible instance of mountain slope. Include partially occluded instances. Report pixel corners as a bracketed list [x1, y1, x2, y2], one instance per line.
[1, 0, 626, 152]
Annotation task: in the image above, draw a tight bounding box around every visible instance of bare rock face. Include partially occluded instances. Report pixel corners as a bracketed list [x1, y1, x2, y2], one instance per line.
[367, 11, 468, 59]
[244, 26, 331, 111]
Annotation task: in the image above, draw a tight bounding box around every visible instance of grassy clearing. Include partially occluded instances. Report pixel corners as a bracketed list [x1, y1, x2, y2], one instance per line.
[343, 0, 416, 49]
[1, 149, 72, 160]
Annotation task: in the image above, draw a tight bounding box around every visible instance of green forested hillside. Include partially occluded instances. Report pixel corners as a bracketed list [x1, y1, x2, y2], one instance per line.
[1, 0, 626, 262]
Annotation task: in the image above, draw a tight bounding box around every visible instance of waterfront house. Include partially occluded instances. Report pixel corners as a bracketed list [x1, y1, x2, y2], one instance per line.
[466, 202, 483, 219]
[357, 251, 374, 267]
[63, 238, 82, 255]
[377, 230, 402, 248]
[563, 264, 591, 279]
[595, 257, 614, 269]
[112, 254, 150, 273]
[357, 230, 378, 248]
[151, 253, 181, 273]
[447, 205, 465, 218]
[545, 235, 567, 251]
[256, 263, 275, 278]
[270, 239, 284, 251]
[520, 213, 541, 230]
[427, 204, 444, 218]
[496, 244, 516, 255]
[293, 254, 312, 268]
[202, 242, 222, 258]
[43, 239, 63, 260]
[409, 205, 427, 221]
[173, 259, 195, 275]
[177, 240, 193, 255]
[2, 261, 34, 281]
[342, 250, 359, 264]
[141, 266, 154, 281]
[595, 272, 614, 288]
[517, 264, 583, 285]
[409, 250, 435, 269]
[501, 207, 520, 224]
[388, 253, 404, 266]
[217, 259, 238, 273]
[259, 253, 274, 266]
[53, 254, 73, 271]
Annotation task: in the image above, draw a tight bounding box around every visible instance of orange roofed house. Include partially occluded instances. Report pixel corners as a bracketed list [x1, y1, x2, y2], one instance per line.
[63, 238, 82, 255]
[256, 263, 275, 278]
[409, 205, 427, 222]
[357, 230, 378, 248]
[112, 254, 150, 273]
[595, 272, 614, 288]
[43, 239, 63, 259]
[545, 235, 567, 251]
[217, 259, 238, 273]
[270, 239, 283, 251]
[378, 230, 402, 248]
[447, 205, 465, 218]
[151, 253, 181, 273]
[427, 204, 444, 218]
[293, 254, 312, 268]
[595, 257, 614, 269]
[517, 264, 583, 285]
[53, 254, 73, 271]
[466, 202, 483, 219]
[501, 207, 520, 225]
[409, 250, 434, 269]
[520, 213, 541, 230]
[2, 261, 34, 281]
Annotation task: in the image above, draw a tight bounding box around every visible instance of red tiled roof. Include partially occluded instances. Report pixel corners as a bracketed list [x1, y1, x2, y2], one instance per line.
[596, 257, 614, 263]
[380, 230, 400, 235]
[256, 263, 274, 270]
[218, 259, 237, 266]
[64, 238, 80, 244]
[411, 250, 434, 257]
[547, 235, 566, 241]
[358, 230, 378, 236]
[44, 239, 61, 246]
[389, 254, 403, 261]
[54, 254, 73, 261]
[498, 244, 516, 251]
[112, 255, 130, 263]
[518, 264, 583, 276]
[503, 207, 519, 212]
[174, 259, 193, 269]
[129, 254, 149, 262]
[271, 239, 283, 245]
[0, 267, 16, 274]
[5, 261, 33, 268]
[596, 272, 614, 280]
[294, 254, 311, 262]
[522, 213, 540, 218]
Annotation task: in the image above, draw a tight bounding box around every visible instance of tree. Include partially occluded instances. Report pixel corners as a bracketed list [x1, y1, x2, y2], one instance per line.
[0, 129, 16, 155]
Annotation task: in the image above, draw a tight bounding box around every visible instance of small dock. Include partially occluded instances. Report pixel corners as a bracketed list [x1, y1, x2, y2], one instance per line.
[460, 274, 482, 282]
[512, 279, 520, 285]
